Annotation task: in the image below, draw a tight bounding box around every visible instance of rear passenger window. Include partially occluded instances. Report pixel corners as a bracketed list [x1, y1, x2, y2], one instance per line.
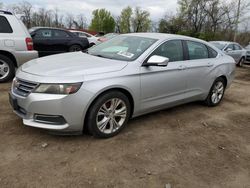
[208, 47, 218, 58]
[35, 29, 52, 38]
[53, 30, 70, 38]
[0, 16, 13, 33]
[187, 41, 208, 60]
[234, 44, 242, 50]
[150, 40, 184, 62]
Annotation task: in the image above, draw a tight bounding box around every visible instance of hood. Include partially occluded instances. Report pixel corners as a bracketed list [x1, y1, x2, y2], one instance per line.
[21, 52, 128, 77]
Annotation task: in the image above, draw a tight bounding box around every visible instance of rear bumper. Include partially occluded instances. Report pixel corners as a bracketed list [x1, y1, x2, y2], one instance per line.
[14, 51, 38, 67]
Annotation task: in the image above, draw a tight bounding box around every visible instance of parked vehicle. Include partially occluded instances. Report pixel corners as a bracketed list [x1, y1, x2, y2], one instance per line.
[29, 27, 89, 57]
[0, 10, 38, 82]
[245, 44, 250, 62]
[209, 41, 247, 67]
[9, 33, 235, 138]
[69, 30, 99, 47]
[97, 33, 119, 43]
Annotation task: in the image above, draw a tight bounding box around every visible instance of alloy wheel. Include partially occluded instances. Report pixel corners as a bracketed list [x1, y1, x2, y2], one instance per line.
[96, 98, 127, 134]
[0, 60, 10, 80]
[211, 81, 224, 104]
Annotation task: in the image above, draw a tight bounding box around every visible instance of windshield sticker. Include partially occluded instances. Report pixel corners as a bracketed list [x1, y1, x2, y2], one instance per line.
[117, 51, 134, 58]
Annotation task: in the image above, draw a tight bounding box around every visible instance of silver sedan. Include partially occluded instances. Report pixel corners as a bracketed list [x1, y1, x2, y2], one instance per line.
[209, 41, 247, 67]
[9, 33, 235, 138]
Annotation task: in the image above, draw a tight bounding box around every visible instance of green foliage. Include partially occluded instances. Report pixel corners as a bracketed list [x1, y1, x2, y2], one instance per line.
[132, 7, 151, 32]
[120, 6, 133, 33]
[89, 9, 115, 33]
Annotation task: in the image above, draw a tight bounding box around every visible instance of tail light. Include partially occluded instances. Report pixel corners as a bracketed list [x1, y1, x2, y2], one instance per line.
[25, 37, 33, 51]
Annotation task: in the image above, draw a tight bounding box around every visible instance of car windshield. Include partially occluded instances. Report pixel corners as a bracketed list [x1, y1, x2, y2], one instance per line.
[210, 42, 226, 50]
[88, 35, 157, 61]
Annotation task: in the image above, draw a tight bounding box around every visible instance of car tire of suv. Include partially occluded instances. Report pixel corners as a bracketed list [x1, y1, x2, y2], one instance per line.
[204, 77, 226, 107]
[86, 91, 131, 138]
[237, 57, 245, 67]
[69, 45, 82, 52]
[0, 55, 15, 83]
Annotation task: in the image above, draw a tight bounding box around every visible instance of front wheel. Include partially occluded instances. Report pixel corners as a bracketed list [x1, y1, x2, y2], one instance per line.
[86, 91, 131, 138]
[237, 57, 245, 67]
[205, 77, 226, 107]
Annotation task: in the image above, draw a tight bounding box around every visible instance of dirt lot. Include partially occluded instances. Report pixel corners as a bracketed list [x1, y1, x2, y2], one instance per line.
[0, 66, 250, 188]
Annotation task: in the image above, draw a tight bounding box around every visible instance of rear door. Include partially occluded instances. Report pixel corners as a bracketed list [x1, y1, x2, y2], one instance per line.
[51, 29, 72, 53]
[183, 40, 217, 98]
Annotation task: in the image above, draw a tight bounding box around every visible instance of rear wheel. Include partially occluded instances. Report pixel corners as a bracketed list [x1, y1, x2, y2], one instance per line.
[205, 77, 226, 107]
[86, 91, 131, 138]
[69, 45, 82, 52]
[0, 55, 15, 83]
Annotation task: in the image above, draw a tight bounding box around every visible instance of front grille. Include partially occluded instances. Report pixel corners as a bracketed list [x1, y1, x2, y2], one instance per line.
[13, 78, 39, 97]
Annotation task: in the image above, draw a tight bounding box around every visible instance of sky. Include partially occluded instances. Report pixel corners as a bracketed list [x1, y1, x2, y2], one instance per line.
[1, 0, 179, 22]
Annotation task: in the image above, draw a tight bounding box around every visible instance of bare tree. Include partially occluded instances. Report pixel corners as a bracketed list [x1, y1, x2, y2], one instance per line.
[65, 14, 74, 29]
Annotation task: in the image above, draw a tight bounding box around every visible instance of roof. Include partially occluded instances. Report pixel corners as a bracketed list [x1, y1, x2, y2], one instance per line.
[123, 32, 208, 43]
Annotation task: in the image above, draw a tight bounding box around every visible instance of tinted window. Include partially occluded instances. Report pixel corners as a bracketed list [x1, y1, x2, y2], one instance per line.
[0, 16, 13, 33]
[187, 41, 208, 60]
[150, 40, 184, 62]
[79, 33, 91, 38]
[54, 30, 70, 38]
[35, 29, 52, 38]
[225, 44, 234, 51]
[208, 47, 218, 58]
[234, 44, 242, 50]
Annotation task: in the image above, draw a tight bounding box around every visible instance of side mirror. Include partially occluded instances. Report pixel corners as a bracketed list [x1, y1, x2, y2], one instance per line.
[144, 55, 169, 67]
[225, 48, 233, 52]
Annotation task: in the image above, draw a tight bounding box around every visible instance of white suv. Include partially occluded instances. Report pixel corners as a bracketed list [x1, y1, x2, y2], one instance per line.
[0, 10, 38, 82]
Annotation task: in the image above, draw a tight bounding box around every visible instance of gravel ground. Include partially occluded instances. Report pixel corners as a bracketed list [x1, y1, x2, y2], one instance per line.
[0, 66, 250, 188]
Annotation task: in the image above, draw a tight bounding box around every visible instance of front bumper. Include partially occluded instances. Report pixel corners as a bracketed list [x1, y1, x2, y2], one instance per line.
[14, 50, 38, 67]
[9, 85, 94, 133]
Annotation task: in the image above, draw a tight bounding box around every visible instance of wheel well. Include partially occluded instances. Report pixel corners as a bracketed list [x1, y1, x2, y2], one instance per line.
[91, 88, 134, 117]
[0, 50, 17, 67]
[83, 88, 135, 132]
[219, 75, 227, 88]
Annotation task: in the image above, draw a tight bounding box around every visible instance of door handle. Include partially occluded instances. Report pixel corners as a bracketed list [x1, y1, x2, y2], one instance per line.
[207, 63, 213, 67]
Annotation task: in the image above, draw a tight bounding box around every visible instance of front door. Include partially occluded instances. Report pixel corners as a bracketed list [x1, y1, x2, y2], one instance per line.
[140, 40, 188, 112]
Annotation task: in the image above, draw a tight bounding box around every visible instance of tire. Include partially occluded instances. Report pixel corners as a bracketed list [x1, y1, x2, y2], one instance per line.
[86, 91, 131, 138]
[204, 77, 226, 107]
[237, 57, 245, 67]
[69, 45, 82, 52]
[0, 55, 15, 83]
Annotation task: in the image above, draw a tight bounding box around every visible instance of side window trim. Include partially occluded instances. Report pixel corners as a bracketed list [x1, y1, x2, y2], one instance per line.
[0, 16, 13, 33]
[185, 40, 210, 60]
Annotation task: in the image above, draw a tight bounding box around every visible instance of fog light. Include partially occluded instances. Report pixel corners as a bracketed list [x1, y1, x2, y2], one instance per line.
[34, 114, 66, 125]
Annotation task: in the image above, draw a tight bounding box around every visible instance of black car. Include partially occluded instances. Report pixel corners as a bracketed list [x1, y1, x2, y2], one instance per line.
[29, 27, 89, 57]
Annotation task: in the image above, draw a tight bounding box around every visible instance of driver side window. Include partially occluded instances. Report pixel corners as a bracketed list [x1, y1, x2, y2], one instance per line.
[150, 40, 184, 62]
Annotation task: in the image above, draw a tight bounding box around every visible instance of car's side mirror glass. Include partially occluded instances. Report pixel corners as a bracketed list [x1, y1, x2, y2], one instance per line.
[144, 55, 169, 67]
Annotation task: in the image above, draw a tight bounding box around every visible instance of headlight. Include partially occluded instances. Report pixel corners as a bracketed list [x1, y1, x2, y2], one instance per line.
[33, 83, 82, 95]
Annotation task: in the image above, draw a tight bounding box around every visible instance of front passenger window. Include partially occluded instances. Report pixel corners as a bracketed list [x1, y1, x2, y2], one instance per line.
[150, 40, 184, 62]
[187, 41, 208, 60]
